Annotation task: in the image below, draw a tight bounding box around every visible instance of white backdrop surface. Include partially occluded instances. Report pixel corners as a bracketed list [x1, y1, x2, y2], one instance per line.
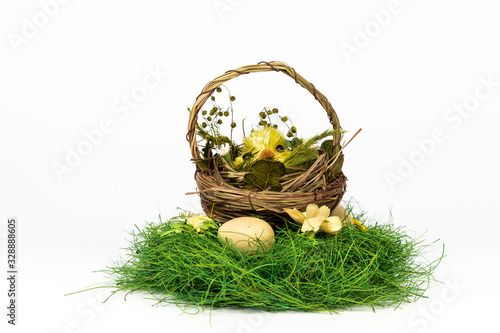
[1, 1, 499, 332]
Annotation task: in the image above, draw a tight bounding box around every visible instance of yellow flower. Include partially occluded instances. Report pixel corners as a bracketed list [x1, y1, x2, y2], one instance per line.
[285, 204, 369, 235]
[187, 215, 213, 232]
[233, 156, 244, 169]
[303, 204, 331, 232]
[283, 208, 305, 224]
[284, 204, 341, 234]
[240, 127, 292, 165]
[352, 219, 369, 232]
[321, 216, 343, 235]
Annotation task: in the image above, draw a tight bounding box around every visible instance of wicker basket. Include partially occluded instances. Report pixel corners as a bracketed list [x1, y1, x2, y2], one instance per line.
[187, 61, 347, 224]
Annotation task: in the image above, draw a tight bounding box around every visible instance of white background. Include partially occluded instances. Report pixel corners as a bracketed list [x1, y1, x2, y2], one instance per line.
[1, 0, 499, 332]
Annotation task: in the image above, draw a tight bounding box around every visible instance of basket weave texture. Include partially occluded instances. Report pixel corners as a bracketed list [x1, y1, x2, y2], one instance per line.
[187, 61, 347, 224]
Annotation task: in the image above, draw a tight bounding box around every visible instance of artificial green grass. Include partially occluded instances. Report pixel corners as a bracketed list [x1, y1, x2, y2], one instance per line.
[97, 211, 442, 312]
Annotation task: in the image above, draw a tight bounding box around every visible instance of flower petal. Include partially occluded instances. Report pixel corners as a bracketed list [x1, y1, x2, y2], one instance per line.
[303, 216, 324, 232]
[306, 204, 319, 218]
[321, 216, 343, 235]
[301, 221, 314, 232]
[352, 219, 369, 232]
[187, 215, 212, 231]
[283, 208, 306, 224]
[318, 205, 331, 221]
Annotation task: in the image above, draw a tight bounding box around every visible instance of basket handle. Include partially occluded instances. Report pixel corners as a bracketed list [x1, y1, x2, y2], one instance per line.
[187, 61, 341, 160]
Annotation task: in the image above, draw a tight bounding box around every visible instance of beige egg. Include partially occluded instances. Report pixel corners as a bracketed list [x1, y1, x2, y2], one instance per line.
[218, 217, 275, 254]
[331, 205, 353, 224]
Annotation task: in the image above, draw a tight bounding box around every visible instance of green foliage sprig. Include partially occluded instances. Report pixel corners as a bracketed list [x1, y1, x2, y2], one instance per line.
[283, 129, 344, 167]
[256, 107, 298, 139]
[193, 85, 239, 159]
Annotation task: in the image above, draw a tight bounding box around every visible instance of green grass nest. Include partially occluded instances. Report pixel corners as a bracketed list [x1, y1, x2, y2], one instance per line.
[99, 210, 443, 312]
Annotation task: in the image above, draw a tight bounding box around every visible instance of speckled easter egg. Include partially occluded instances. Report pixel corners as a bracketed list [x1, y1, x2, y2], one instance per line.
[218, 217, 275, 254]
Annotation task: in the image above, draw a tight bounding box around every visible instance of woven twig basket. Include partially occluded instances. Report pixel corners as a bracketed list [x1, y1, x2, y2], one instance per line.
[187, 61, 347, 224]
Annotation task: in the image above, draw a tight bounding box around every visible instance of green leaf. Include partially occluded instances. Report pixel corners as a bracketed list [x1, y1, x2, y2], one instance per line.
[222, 153, 233, 167]
[332, 154, 344, 178]
[243, 160, 286, 191]
[202, 141, 213, 159]
[321, 139, 334, 159]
